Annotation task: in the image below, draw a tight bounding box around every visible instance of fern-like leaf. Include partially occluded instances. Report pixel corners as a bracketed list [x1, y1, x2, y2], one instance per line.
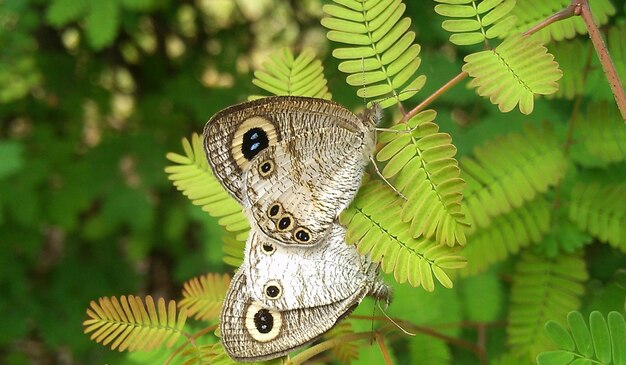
[222, 233, 246, 268]
[505, 0, 615, 44]
[569, 182, 626, 253]
[179, 273, 230, 321]
[165, 133, 249, 240]
[377, 109, 468, 246]
[463, 34, 562, 114]
[507, 252, 588, 358]
[546, 40, 588, 100]
[574, 102, 626, 167]
[340, 180, 467, 291]
[83, 295, 187, 352]
[324, 321, 360, 364]
[250, 48, 332, 99]
[537, 311, 626, 365]
[322, 0, 426, 108]
[462, 124, 567, 233]
[461, 196, 550, 276]
[434, 0, 517, 46]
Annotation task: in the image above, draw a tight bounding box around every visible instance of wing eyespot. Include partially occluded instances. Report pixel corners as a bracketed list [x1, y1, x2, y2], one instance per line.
[294, 228, 311, 243]
[267, 203, 282, 218]
[258, 160, 274, 177]
[277, 215, 293, 231]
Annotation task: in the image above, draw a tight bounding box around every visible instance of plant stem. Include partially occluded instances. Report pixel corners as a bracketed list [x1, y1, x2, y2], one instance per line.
[349, 315, 486, 359]
[574, 0, 626, 123]
[375, 332, 393, 365]
[400, 71, 468, 124]
[522, 5, 577, 36]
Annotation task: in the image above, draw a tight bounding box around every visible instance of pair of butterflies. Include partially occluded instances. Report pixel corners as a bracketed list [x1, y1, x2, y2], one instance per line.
[203, 96, 391, 362]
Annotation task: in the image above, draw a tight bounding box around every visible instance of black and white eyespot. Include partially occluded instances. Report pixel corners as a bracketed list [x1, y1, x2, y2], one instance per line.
[261, 242, 275, 254]
[258, 159, 274, 177]
[242, 127, 269, 161]
[277, 214, 293, 231]
[263, 280, 282, 300]
[230, 117, 277, 169]
[244, 302, 282, 342]
[293, 227, 311, 243]
[267, 203, 282, 218]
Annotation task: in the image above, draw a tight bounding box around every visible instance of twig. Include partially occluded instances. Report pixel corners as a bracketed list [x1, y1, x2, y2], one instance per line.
[349, 315, 487, 360]
[522, 5, 577, 36]
[400, 71, 468, 124]
[574, 0, 626, 123]
[375, 332, 393, 365]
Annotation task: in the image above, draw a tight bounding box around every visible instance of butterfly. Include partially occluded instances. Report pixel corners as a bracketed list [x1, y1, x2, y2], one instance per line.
[219, 223, 390, 362]
[203, 96, 380, 247]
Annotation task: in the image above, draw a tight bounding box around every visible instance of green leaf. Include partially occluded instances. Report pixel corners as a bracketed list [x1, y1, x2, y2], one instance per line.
[539, 311, 626, 365]
[545, 320, 575, 351]
[463, 34, 562, 114]
[85, 0, 120, 50]
[165, 133, 249, 239]
[323, 0, 425, 108]
[434, 0, 517, 46]
[340, 180, 466, 290]
[508, 252, 587, 357]
[608, 312, 626, 365]
[250, 48, 331, 99]
[46, 0, 89, 26]
[589, 311, 611, 363]
[569, 182, 626, 253]
[536, 350, 575, 365]
[567, 312, 593, 358]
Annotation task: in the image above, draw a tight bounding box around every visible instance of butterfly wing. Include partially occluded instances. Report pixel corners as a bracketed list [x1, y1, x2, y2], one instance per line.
[220, 268, 368, 362]
[243, 224, 375, 311]
[203, 96, 369, 203]
[244, 125, 375, 246]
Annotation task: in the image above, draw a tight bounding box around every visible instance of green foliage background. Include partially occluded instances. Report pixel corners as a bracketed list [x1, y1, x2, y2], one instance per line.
[1, 0, 625, 364]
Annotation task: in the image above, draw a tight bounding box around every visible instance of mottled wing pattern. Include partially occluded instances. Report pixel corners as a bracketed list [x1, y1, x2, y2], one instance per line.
[244, 127, 373, 246]
[203, 96, 368, 203]
[244, 224, 374, 310]
[220, 269, 367, 362]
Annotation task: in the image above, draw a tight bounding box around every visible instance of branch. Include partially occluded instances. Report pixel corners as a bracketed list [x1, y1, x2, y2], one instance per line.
[574, 0, 626, 123]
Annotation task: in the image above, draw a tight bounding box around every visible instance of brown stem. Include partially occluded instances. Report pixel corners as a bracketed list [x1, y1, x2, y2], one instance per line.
[349, 315, 486, 358]
[575, 0, 626, 123]
[522, 5, 577, 36]
[375, 332, 393, 365]
[400, 71, 468, 124]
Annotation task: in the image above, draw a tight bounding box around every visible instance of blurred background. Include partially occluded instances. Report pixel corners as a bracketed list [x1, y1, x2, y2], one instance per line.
[2, 0, 625, 364]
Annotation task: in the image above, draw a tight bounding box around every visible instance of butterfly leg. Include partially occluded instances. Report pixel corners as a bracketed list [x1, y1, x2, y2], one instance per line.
[369, 156, 407, 200]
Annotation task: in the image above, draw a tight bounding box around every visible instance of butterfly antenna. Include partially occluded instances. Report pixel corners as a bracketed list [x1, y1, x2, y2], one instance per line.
[377, 301, 416, 336]
[369, 156, 407, 200]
